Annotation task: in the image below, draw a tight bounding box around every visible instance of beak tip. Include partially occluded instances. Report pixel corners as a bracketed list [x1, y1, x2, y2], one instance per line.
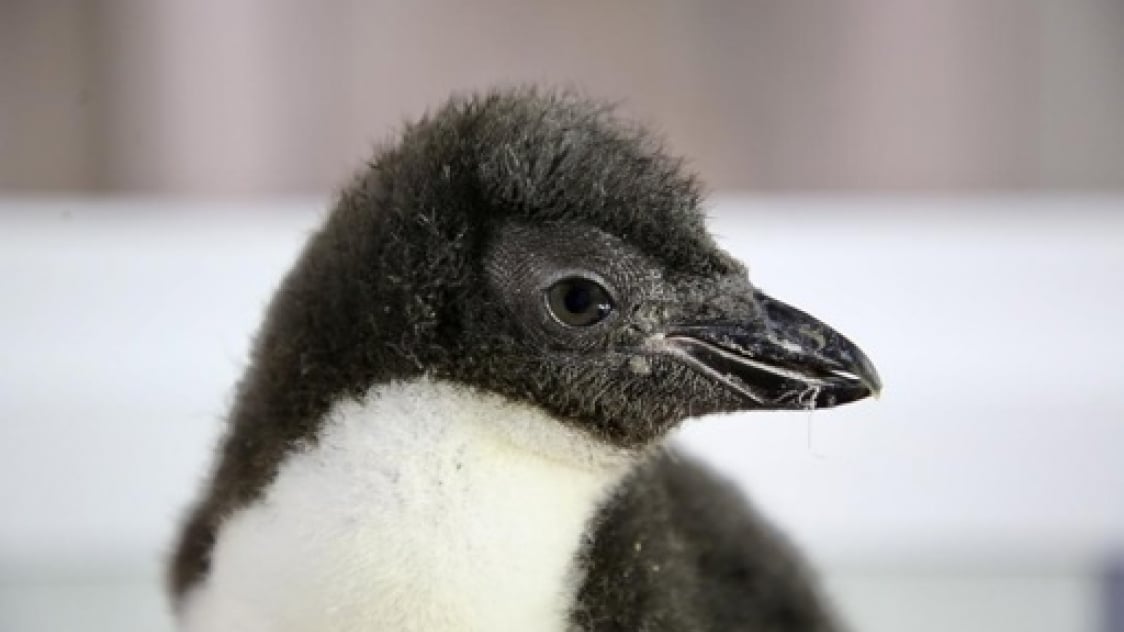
[856, 354, 883, 400]
[859, 374, 881, 401]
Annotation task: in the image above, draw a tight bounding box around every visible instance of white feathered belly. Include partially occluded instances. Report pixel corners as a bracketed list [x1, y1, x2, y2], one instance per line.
[179, 378, 632, 632]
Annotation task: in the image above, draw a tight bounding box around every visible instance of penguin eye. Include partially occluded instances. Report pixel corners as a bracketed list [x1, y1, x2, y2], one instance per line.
[545, 277, 614, 327]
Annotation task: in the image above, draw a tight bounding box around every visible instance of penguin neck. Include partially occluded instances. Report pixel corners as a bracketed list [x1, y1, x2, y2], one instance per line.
[184, 377, 640, 631]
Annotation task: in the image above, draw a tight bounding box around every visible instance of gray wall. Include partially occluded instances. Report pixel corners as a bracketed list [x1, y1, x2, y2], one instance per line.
[2, 0, 1123, 194]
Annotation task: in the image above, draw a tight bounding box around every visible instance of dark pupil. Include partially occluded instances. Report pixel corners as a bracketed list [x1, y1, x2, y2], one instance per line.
[563, 284, 592, 314]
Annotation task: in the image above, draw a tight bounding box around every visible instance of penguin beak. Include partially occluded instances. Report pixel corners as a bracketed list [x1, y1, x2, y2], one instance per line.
[662, 290, 881, 410]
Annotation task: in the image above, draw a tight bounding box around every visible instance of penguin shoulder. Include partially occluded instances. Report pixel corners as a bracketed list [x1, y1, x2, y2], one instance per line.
[573, 448, 842, 630]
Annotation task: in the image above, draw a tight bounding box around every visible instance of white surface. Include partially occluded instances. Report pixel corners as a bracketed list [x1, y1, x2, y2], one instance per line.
[824, 568, 1101, 632]
[1, 195, 1122, 631]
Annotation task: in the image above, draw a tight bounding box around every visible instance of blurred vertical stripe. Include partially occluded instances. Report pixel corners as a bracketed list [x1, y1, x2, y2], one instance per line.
[1106, 558, 1124, 632]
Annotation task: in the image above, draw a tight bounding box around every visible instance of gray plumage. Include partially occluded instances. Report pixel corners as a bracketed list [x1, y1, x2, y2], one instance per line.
[170, 86, 880, 631]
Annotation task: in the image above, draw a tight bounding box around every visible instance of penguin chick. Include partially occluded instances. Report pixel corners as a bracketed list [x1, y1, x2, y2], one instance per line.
[169, 87, 881, 632]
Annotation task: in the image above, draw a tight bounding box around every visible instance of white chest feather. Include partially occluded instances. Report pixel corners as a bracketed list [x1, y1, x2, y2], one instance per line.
[180, 378, 634, 632]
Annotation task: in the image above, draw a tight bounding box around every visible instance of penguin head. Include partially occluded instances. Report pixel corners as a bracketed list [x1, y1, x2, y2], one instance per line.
[268, 88, 880, 451]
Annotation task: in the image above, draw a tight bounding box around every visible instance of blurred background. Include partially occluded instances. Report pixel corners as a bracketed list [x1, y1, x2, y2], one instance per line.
[1, 2, 1122, 631]
[4, 0, 1124, 193]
